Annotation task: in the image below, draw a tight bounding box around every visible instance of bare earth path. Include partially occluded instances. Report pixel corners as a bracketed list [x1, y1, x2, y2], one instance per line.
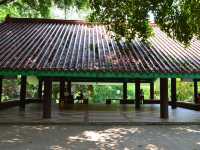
[0, 125, 199, 150]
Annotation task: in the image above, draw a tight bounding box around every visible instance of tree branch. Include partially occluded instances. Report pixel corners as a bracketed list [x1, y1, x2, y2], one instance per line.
[0, 0, 16, 5]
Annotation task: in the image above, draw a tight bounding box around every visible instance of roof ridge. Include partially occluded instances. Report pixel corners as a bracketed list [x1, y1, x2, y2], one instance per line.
[4, 15, 96, 25]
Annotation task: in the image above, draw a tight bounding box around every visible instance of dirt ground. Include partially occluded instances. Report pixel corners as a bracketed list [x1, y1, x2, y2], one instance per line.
[0, 125, 199, 150]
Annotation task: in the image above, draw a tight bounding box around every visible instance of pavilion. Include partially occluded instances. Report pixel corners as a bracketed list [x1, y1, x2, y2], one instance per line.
[0, 16, 200, 119]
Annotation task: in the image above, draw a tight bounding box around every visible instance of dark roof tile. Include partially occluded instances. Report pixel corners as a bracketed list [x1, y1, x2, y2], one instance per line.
[0, 17, 200, 74]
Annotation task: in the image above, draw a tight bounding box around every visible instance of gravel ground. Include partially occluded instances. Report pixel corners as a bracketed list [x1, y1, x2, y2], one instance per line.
[0, 125, 199, 150]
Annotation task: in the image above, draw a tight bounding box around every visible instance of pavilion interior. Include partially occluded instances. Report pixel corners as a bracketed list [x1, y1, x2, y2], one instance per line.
[0, 75, 200, 123]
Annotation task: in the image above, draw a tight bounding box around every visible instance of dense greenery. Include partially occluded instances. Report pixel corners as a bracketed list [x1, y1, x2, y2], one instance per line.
[90, 0, 200, 45]
[54, 0, 88, 19]
[0, 0, 89, 21]
[1, 0, 199, 45]
[0, 0, 52, 20]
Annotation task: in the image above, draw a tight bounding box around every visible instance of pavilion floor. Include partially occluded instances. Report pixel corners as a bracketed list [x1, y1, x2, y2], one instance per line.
[0, 103, 200, 125]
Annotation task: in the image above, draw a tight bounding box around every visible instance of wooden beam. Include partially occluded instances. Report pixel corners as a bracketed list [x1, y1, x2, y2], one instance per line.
[38, 78, 43, 101]
[194, 80, 198, 104]
[0, 77, 2, 103]
[160, 78, 168, 119]
[19, 76, 27, 111]
[135, 80, 140, 109]
[171, 78, 177, 109]
[150, 81, 154, 100]
[123, 82, 127, 102]
[43, 78, 52, 118]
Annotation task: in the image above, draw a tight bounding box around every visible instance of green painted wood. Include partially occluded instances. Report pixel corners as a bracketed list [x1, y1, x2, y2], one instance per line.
[0, 70, 200, 79]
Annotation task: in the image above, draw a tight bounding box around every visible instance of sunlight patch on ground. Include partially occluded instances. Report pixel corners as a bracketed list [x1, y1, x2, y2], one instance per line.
[185, 129, 200, 133]
[67, 127, 140, 149]
[32, 126, 51, 131]
[145, 144, 159, 150]
[173, 127, 200, 133]
[0, 138, 23, 143]
[49, 145, 65, 150]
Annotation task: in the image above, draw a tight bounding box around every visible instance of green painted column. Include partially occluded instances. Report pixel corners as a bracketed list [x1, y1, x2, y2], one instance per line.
[43, 78, 52, 119]
[135, 80, 141, 109]
[160, 78, 168, 119]
[19, 76, 27, 111]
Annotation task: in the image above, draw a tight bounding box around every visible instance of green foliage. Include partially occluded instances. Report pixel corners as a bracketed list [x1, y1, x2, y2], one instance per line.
[54, 0, 89, 19]
[0, 0, 89, 21]
[155, 0, 200, 45]
[1, 0, 199, 45]
[176, 79, 194, 102]
[0, 3, 20, 21]
[89, 0, 200, 45]
[2, 78, 20, 101]
[93, 85, 122, 103]
[0, 0, 51, 21]
[2, 77, 39, 101]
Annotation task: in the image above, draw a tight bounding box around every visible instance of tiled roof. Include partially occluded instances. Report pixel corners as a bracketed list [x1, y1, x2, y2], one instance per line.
[0, 17, 200, 75]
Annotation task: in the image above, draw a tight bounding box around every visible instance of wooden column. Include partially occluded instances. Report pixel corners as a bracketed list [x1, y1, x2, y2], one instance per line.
[135, 80, 140, 109]
[59, 78, 65, 105]
[67, 81, 72, 95]
[194, 80, 198, 104]
[66, 81, 73, 104]
[160, 78, 168, 119]
[0, 77, 2, 103]
[123, 82, 127, 103]
[20, 76, 27, 111]
[171, 78, 177, 109]
[38, 78, 43, 101]
[43, 78, 52, 118]
[150, 81, 154, 100]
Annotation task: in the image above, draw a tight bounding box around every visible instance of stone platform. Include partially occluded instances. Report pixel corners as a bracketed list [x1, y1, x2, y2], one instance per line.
[0, 103, 200, 125]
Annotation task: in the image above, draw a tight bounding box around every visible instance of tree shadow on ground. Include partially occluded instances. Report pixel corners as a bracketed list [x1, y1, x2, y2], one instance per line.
[0, 125, 200, 150]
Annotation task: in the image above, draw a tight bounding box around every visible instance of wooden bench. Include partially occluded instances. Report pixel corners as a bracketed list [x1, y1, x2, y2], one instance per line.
[106, 99, 135, 104]
[74, 99, 89, 104]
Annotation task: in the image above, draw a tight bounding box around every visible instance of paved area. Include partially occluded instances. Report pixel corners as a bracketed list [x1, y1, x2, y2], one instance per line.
[0, 125, 200, 150]
[0, 103, 200, 124]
